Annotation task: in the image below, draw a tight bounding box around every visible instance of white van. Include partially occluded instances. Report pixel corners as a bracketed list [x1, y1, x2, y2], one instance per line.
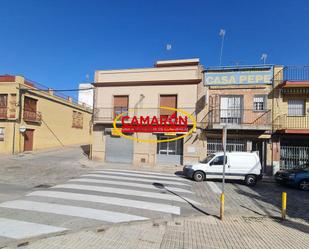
[183, 152, 262, 186]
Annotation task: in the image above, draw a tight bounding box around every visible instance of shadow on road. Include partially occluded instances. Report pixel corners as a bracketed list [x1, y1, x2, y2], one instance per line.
[152, 182, 219, 219]
[80, 144, 91, 157]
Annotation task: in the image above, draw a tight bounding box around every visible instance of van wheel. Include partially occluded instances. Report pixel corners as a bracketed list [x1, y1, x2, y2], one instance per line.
[193, 171, 205, 182]
[245, 175, 257, 186]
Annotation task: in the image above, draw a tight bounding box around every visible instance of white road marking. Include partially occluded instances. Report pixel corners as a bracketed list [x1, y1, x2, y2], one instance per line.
[91, 171, 189, 182]
[82, 174, 190, 186]
[69, 178, 192, 193]
[207, 181, 222, 194]
[0, 218, 67, 239]
[0, 200, 147, 223]
[28, 191, 181, 215]
[98, 169, 181, 177]
[51, 184, 200, 205]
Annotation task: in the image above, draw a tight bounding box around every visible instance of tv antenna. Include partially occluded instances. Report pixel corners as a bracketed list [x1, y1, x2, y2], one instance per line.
[261, 53, 268, 64]
[219, 29, 226, 66]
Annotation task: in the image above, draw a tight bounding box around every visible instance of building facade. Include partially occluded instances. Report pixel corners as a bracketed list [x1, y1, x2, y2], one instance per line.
[202, 65, 278, 174]
[91, 59, 309, 174]
[92, 59, 206, 165]
[0, 75, 92, 154]
[78, 83, 94, 107]
[273, 66, 309, 172]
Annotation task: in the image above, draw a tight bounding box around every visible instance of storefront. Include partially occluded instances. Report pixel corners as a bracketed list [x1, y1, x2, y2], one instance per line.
[156, 135, 183, 165]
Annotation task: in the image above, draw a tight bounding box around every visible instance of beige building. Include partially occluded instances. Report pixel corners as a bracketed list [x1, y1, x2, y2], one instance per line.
[272, 66, 309, 171]
[92, 59, 206, 165]
[0, 75, 92, 154]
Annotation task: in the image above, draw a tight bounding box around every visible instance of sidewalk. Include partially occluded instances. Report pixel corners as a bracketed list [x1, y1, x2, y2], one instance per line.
[4, 215, 308, 249]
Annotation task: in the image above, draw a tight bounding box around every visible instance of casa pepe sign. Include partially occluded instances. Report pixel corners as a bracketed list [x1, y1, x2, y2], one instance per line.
[204, 66, 274, 86]
[113, 106, 196, 143]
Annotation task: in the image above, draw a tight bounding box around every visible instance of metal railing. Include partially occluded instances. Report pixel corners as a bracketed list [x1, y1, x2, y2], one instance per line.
[23, 110, 42, 123]
[274, 66, 309, 86]
[280, 145, 309, 169]
[207, 109, 272, 127]
[0, 107, 8, 119]
[207, 138, 247, 155]
[283, 66, 309, 81]
[274, 114, 309, 130]
[93, 107, 196, 123]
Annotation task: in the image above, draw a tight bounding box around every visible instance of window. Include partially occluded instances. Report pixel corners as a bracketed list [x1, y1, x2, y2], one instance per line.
[0, 128, 4, 141]
[0, 94, 8, 107]
[288, 100, 305, 116]
[113, 96, 129, 118]
[0, 94, 8, 118]
[159, 95, 177, 118]
[211, 155, 227, 165]
[157, 136, 183, 155]
[253, 95, 267, 111]
[24, 97, 37, 112]
[72, 111, 83, 129]
[220, 96, 243, 124]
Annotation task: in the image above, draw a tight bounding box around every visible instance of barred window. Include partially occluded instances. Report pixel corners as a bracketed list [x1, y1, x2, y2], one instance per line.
[288, 100, 305, 116]
[72, 111, 83, 129]
[253, 95, 267, 111]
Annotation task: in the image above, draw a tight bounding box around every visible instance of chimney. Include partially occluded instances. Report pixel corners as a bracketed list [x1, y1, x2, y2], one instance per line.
[48, 88, 54, 95]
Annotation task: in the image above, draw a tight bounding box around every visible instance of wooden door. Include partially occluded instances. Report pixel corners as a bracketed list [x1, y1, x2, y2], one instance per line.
[24, 129, 34, 151]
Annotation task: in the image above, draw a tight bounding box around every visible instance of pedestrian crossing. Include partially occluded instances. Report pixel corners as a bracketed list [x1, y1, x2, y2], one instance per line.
[0, 169, 199, 243]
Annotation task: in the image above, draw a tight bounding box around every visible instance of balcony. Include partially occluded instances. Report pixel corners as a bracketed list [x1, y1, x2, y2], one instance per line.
[93, 107, 196, 125]
[274, 114, 309, 133]
[206, 109, 272, 130]
[275, 66, 309, 86]
[23, 110, 42, 123]
[0, 107, 8, 119]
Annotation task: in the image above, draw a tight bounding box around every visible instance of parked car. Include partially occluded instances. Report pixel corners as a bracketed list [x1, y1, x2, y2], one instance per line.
[275, 164, 309, 191]
[183, 152, 262, 186]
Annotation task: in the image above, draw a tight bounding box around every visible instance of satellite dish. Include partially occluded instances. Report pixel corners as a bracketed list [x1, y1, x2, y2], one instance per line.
[19, 126, 26, 133]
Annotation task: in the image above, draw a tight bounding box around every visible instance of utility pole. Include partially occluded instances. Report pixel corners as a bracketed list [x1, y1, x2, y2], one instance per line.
[220, 125, 227, 220]
[219, 29, 226, 66]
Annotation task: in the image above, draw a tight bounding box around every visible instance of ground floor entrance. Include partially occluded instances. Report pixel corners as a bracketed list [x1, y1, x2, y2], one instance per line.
[105, 134, 134, 164]
[206, 136, 269, 173]
[156, 135, 183, 165]
[280, 137, 309, 169]
[24, 129, 34, 151]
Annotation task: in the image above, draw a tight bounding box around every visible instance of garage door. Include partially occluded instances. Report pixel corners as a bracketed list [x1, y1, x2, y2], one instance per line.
[105, 135, 133, 164]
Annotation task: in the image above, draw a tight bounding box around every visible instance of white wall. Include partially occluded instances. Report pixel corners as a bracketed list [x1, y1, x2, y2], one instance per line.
[78, 83, 93, 107]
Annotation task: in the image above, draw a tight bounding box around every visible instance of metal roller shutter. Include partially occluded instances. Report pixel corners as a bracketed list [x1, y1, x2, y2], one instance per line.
[105, 135, 133, 164]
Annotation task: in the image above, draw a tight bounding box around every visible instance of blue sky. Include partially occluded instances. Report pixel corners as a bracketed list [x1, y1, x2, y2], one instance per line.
[1, 0, 308, 98]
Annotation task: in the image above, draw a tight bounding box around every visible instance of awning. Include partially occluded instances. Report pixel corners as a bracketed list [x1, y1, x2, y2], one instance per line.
[281, 81, 309, 88]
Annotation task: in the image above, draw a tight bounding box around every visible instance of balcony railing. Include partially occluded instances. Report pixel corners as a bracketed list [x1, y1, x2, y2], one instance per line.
[0, 107, 8, 119]
[93, 107, 196, 124]
[206, 109, 272, 129]
[23, 110, 42, 123]
[274, 66, 309, 86]
[274, 114, 309, 130]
